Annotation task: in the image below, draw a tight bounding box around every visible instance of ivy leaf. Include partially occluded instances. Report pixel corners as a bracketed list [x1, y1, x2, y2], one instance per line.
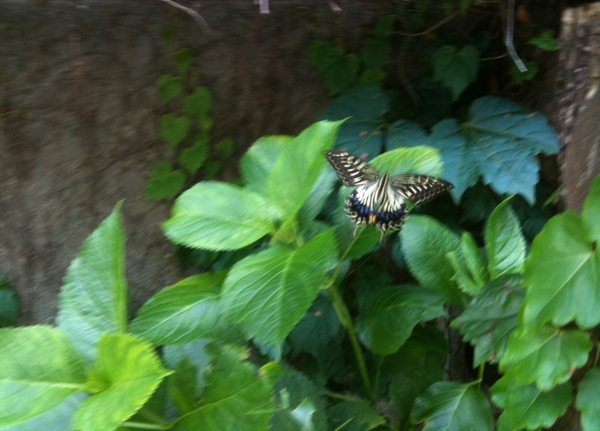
[145, 161, 186, 200]
[183, 86, 213, 117]
[485, 197, 526, 278]
[0, 277, 18, 327]
[174, 48, 194, 75]
[157, 74, 184, 104]
[172, 345, 274, 430]
[73, 333, 171, 431]
[528, 30, 559, 51]
[360, 38, 390, 69]
[356, 285, 446, 355]
[582, 175, 600, 242]
[57, 204, 128, 363]
[433, 45, 479, 100]
[576, 368, 600, 431]
[129, 273, 227, 345]
[492, 378, 572, 431]
[164, 182, 279, 251]
[221, 230, 337, 347]
[523, 209, 600, 329]
[318, 86, 389, 157]
[499, 326, 591, 390]
[179, 136, 209, 173]
[425, 96, 559, 203]
[159, 113, 191, 149]
[400, 215, 463, 303]
[412, 381, 493, 431]
[0, 326, 86, 426]
[452, 275, 524, 366]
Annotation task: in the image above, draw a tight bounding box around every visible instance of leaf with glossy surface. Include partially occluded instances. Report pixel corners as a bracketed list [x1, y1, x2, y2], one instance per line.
[240, 136, 290, 196]
[163, 182, 279, 251]
[412, 381, 492, 431]
[0, 326, 86, 426]
[576, 368, 600, 431]
[356, 285, 445, 355]
[452, 275, 524, 365]
[57, 204, 128, 363]
[129, 273, 226, 345]
[500, 326, 591, 390]
[485, 197, 526, 278]
[221, 230, 337, 347]
[73, 333, 171, 431]
[492, 378, 572, 431]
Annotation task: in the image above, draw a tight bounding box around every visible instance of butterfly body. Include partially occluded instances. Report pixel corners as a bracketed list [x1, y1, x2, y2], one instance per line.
[325, 150, 453, 238]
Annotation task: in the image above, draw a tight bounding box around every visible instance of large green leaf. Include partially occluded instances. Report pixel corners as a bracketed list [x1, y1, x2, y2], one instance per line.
[267, 121, 340, 220]
[73, 333, 171, 431]
[221, 230, 337, 347]
[356, 285, 445, 355]
[318, 86, 389, 157]
[400, 215, 462, 303]
[523, 211, 600, 329]
[57, 204, 128, 363]
[452, 275, 524, 366]
[485, 197, 526, 278]
[432, 45, 479, 100]
[240, 136, 290, 196]
[425, 96, 559, 203]
[576, 368, 600, 431]
[0, 326, 86, 426]
[492, 378, 572, 431]
[129, 273, 226, 345]
[370, 146, 444, 178]
[386, 120, 430, 151]
[173, 345, 274, 430]
[499, 325, 591, 390]
[163, 182, 279, 251]
[327, 400, 385, 431]
[412, 381, 492, 431]
[447, 231, 488, 295]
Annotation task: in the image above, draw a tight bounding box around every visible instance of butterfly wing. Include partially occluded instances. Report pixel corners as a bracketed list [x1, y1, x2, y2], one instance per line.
[390, 175, 454, 205]
[325, 150, 379, 186]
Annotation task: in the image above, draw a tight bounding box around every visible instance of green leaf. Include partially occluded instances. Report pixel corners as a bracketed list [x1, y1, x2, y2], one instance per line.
[57, 204, 128, 363]
[492, 378, 572, 431]
[485, 197, 526, 278]
[163, 339, 211, 407]
[412, 381, 492, 431]
[129, 273, 226, 345]
[267, 121, 340, 220]
[0, 326, 86, 426]
[163, 181, 279, 251]
[452, 275, 524, 365]
[499, 326, 591, 390]
[307, 40, 360, 94]
[159, 113, 191, 149]
[327, 400, 385, 431]
[0, 278, 18, 327]
[145, 161, 187, 200]
[157, 74, 184, 104]
[173, 345, 274, 430]
[318, 86, 389, 157]
[400, 215, 462, 303]
[179, 136, 209, 173]
[523, 211, 600, 328]
[386, 120, 429, 151]
[174, 48, 194, 74]
[73, 333, 171, 431]
[371, 146, 444, 178]
[183, 86, 213, 117]
[425, 96, 559, 203]
[576, 368, 600, 431]
[0, 393, 85, 431]
[221, 230, 337, 347]
[582, 174, 600, 241]
[215, 137, 234, 159]
[433, 45, 479, 100]
[356, 285, 445, 355]
[448, 231, 487, 295]
[360, 38, 390, 69]
[240, 136, 290, 196]
[528, 30, 559, 51]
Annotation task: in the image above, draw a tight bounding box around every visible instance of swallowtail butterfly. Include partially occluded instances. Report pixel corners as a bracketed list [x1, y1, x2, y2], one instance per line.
[325, 150, 453, 239]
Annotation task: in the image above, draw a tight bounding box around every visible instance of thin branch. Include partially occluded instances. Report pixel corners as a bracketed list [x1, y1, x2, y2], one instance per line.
[157, 0, 210, 33]
[505, 0, 527, 72]
[398, 11, 459, 37]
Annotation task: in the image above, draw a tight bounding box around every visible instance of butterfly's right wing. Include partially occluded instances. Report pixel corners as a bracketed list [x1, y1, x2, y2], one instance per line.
[325, 150, 379, 186]
[390, 174, 454, 205]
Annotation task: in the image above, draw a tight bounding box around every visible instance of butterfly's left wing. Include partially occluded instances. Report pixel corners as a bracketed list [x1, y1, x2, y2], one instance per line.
[390, 175, 454, 205]
[325, 150, 379, 186]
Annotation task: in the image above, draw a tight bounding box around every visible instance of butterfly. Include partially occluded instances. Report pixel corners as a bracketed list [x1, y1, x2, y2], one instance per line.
[325, 150, 454, 239]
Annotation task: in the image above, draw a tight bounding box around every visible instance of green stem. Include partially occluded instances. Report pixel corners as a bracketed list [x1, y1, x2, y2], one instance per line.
[325, 230, 374, 399]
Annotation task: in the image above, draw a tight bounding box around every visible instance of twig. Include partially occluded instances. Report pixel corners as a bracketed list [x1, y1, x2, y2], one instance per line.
[398, 12, 458, 37]
[158, 0, 210, 33]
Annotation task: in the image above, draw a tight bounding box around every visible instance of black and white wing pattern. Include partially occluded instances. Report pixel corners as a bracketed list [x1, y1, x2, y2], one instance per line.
[325, 150, 453, 239]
